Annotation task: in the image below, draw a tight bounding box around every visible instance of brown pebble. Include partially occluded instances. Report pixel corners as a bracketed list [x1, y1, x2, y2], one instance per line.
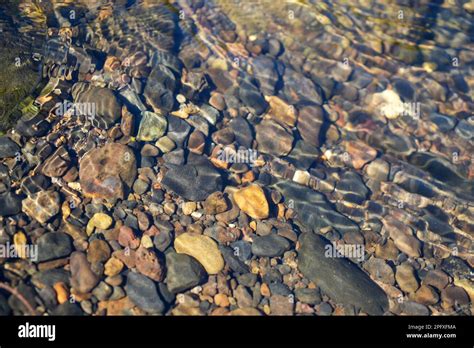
[188, 130, 206, 155]
[118, 226, 140, 249]
[135, 246, 164, 281]
[87, 239, 111, 264]
[209, 93, 226, 111]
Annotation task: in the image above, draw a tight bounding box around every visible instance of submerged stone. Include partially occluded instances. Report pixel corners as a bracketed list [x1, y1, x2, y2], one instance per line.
[136, 111, 168, 142]
[272, 180, 360, 235]
[298, 233, 388, 315]
[161, 162, 222, 201]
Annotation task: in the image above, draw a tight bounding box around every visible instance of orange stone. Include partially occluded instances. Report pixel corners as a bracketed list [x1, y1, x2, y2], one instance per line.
[53, 282, 69, 304]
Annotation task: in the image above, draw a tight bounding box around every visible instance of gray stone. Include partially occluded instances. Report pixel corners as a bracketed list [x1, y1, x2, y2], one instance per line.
[36, 232, 73, 262]
[161, 162, 222, 201]
[272, 179, 360, 235]
[219, 246, 249, 274]
[126, 272, 165, 314]
[256, 119, 293, 156]
[0, 191, 22, 216]
[251, 234, 290, 257]
[0, 137, 20, 158]
[165, 252, 207, 293]
[229, 117, 253, 148]
[136, 111, 168, 142]
[294, 288, 321, 305]
[298, 233, 388, 315]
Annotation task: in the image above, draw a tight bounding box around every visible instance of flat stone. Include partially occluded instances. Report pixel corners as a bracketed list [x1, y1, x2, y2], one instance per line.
[165, 252, 207, 293]
[0, 191, 22, 216]
[118, 226, 140, 249]
[36, 232, 73, 262]
[422, 269, 449, 290]
[283, 68, 323, 105]
[79, 143, 137, 200]
[363, 257, 395, 285]
[383, 216, 422, 258]
[71, 82, 121, 129]
[233, 184, 269, 220]
[298, 233, 388, 315]
[238, 76, 268, 115]
[136, 111, 168, 142]
[198, 104, 220, 125]
[70, 251, 100, 294]
[41, 146, 71, 177]
[155, 136, 176, 153]
[251, 234, 290, 257]
[231, 240, 253, 262]
[270, 294, 294, 315]
[256, 119, 293, 156]
[125, 272, 165, 314]
[188, 130, 206, 155]
[133, 179, 149, 195]
[229, 117, 253, 148]
[251, 56, 281, 95]
[297, 105, 324, 147]
[441, 286, 470, 308]
[272, 179, 360, 235]
[161, 162, 222, 201]
[219, 246, 249, 274]
[141, 144, 159, 157]
[365, 159, 390, 182]
[0, 137, 20, 158]
[395, 263, 420, 293]
[295, 288, 321, 305]
[264, 96, 297, 127]
[22, 190, 60, 224]
[166, 115, 191, 147]
[335, 171, 369, 205]
[144, 64, 176, 113]
[174, 233, 224, 274]
[400, 301, 430, 315]
[229, 307, 262, 316]
[234, 285, 253, 308]
[284, 140, 319, 170]
[412, 285, 439, 305]
[343, 140, 377, 170]
[153, 229, 173, 252]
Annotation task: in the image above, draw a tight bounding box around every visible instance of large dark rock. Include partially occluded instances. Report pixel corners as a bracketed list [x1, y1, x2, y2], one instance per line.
[298, 233, 388, 315]
[0, 137, 20, 158]
[161, 162, 223, 201]
[219, 246, 249, 274]
[165, 252, 207, 293]
[251, 234, 290, 257]
[229, 117, 253, 148]
[36, 232, 73, 262]
[0, 191, 22, 216]
[238, 76, 268, 115]
[144, 64, 176, 112]
[71, 82, 122, 129]
[126, 272, 165, 314]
